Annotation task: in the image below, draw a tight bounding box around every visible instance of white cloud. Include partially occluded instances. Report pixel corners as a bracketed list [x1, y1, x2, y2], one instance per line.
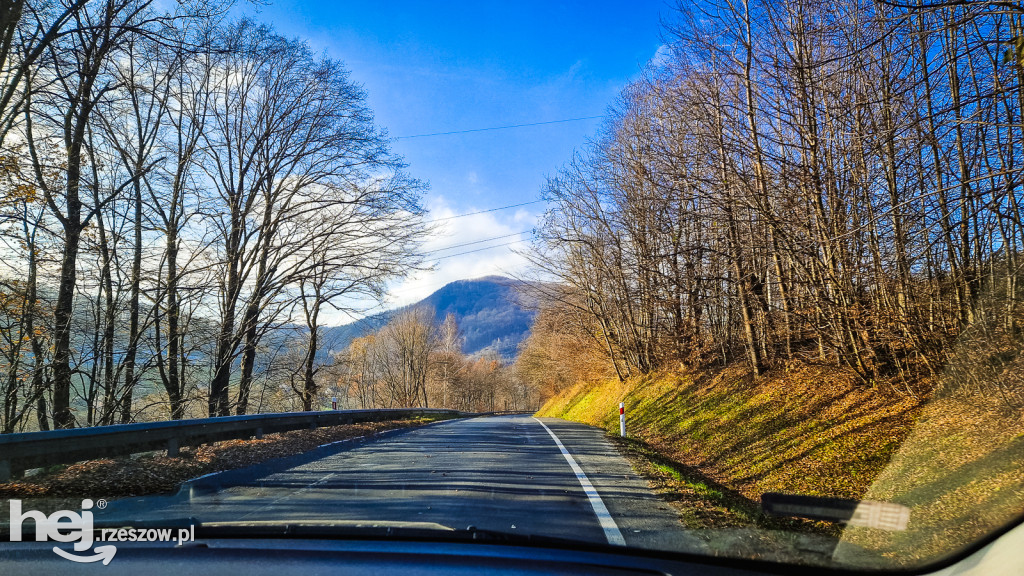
[651, 44, 672, 67]
[565, 59, 585, 81]
[512, 208, 537, 225]
[318, 196, 542, 326]
[382, 196, 539, 309]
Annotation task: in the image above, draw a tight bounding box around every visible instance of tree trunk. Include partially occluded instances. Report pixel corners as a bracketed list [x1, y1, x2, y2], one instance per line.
[120, 179, 143, 423]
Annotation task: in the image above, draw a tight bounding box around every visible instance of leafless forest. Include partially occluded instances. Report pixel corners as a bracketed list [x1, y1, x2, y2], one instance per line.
[520, 1, 1024, 407]
[0, 0, 433, 430]
[337, 310, 536, 413]
[2, 0, 1022, 433]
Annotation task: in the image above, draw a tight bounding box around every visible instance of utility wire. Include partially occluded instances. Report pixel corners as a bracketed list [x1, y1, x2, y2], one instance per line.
[433, 239, 528, 261]
[331, 234, 529, 323]
[395, 115, 603, 139]
[428, 231, 529, 253]
[428, 200, 543, 223]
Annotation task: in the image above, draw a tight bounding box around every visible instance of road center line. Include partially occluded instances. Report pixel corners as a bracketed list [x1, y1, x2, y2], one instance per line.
[533, 417, 626, 546]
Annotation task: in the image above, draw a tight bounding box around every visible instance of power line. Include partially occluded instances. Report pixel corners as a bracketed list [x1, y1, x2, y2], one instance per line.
[428, 231, 529, 254]
[394, 115, 603, 140]
[434, 239, 528, 261]
[428, 200, 544, 223]
[328, 234, 530, 324]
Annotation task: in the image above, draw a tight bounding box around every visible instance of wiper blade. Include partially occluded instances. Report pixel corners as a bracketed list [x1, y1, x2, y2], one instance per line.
[93, 517, 199, 530]
[191, 521, 608, 548]
[194, 520, 454, 540]
[762, 492, 910, 531]
[453, 525, 596, 547]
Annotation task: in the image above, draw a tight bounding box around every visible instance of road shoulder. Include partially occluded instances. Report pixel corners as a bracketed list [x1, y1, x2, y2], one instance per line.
[532, 417, 707, 553]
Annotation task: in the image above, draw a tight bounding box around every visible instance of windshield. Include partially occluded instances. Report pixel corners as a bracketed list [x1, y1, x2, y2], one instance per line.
[2, 0, 1024, 572]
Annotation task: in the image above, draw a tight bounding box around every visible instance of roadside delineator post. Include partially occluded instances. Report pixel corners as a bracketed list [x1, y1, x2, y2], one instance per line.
[332, 397, 337, 410]
[619, 402, 626, 437]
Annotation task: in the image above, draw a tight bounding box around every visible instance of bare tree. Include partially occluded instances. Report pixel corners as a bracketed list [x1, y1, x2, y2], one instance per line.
[373, 307, 437, 408]
[197, 20, 424, 416]
[526, 0, 1024, 399]
[23, 0, 167, 428]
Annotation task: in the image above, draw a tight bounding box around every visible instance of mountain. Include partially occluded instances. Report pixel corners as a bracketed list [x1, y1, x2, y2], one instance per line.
[322, 276, 537, 361]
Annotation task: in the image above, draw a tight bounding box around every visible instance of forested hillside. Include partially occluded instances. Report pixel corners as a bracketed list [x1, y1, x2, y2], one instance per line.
[518, 1, 1024, 563]
[520, 0, 1024, 403]
[325, 277, 539, 413]
[325, 276, 536, 360]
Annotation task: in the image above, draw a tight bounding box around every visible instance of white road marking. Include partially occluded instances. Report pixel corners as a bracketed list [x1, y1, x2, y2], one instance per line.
[533, 417, 626, 546]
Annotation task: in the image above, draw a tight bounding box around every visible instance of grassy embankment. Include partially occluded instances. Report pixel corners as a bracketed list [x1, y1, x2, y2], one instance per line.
[538, 364, 922, 524]
[536, 364, 1024, 565]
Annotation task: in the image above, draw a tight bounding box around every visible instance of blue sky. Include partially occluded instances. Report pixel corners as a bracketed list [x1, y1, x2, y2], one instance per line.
[236, 1, 671, 319]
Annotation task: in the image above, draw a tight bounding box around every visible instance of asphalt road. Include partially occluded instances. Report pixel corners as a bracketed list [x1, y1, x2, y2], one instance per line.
[100, 415, 703, 551]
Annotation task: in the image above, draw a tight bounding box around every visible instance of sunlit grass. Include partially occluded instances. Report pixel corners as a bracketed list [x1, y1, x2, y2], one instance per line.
[540, 363, 1024, 567]
[835, 395, 1024, 567]
[650, 463, 723, 500]
[538, 363, 922, 505]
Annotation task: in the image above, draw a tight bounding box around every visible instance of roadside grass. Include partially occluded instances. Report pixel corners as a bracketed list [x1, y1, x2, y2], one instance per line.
[612, 435, 756, 529]
[611, 433, 843, 564]
[834, 394, 1024, 567]
[538, 364, 922, 504]
[652, 464, 722, 500]
[539, 362, 1024, 567]
[611, 434, 831, 534]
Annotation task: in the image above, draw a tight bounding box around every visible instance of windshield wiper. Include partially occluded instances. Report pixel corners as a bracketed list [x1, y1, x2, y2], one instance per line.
[762, 492, 910, 531]
[190, 520, 610, 549]
[194, 520, 452, 540]
[2, 517, 609, 548]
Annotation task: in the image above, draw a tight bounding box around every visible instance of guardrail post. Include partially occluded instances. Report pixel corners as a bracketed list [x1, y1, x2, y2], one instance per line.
[167, 438, 179, 457]
[255, 427, 263, 439]
[0, 460, 10, 482]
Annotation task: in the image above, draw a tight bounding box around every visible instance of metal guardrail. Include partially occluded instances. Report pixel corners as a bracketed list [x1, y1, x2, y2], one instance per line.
[0, 408, 462, 482]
